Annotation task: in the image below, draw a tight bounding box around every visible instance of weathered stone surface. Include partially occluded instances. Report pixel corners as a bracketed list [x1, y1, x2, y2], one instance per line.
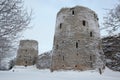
[51, 6, 105, 71]
[16, 40, 38, 66]
[36, 51, 52, 69]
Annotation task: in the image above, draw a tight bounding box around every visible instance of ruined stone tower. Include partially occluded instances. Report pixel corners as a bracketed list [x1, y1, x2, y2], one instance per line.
[16, 40, 38, 66]
[51, 6, 105, 71]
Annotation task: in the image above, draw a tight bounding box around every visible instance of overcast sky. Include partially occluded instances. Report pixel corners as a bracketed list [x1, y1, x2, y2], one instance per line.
[22, 0, 118, 54]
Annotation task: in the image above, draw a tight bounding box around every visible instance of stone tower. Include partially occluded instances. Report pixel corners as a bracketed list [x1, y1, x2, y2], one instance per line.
[51, 6, 105, 71]
[16, 40, 38, 66]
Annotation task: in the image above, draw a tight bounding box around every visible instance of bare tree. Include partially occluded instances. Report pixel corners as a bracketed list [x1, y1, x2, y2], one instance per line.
[103, 0, 120, 35]
[0, 0, 31, 61]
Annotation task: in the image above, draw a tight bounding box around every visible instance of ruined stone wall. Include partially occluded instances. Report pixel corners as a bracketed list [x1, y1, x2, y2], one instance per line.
[51, 6, 104, 71]
[16, 40, 38, 66]
[36, 51, 52, 69]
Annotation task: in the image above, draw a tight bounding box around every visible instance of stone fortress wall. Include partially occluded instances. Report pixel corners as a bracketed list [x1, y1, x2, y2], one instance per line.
[51, 6, 104, 71]
[16, 40, 38, 66]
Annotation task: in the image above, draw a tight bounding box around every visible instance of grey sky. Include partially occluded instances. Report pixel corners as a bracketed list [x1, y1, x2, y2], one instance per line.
[23, 0, 118, 54]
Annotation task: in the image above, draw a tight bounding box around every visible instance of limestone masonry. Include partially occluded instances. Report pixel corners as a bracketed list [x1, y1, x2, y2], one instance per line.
[51, 6, 105, 71]
[16, 40, 38, 66]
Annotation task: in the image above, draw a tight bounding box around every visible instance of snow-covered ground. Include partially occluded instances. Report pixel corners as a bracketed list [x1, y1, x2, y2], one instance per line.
[0, 66, 120, 80]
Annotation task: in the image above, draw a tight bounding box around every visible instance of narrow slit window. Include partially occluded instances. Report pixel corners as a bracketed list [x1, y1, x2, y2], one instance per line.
[60, 23, 62, 29]
[97, 18, 99, 20]
[90, 55, 92, 61]
[76, 42, 78, 48]
[25, 50, 27, 52]
[77, 53, 78, 56]
[90, 62, 92, 68]
[25, 61, 27, 67]
[56, 45, 58, 49]
[94, 14, 96, 18]
[75, 65, 77, 67]
[90, 32, 92, 37]
[58, 54, 61, 57]
[63, 56, 64, 61]
[83, 20, 86, 26]
[25, 61, 27, 64]
[72, 10, 74, 15]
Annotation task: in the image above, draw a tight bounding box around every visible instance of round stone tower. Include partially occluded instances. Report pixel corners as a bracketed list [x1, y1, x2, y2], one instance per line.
[16, 40, 38, 66]
[51, 6, 105, 71]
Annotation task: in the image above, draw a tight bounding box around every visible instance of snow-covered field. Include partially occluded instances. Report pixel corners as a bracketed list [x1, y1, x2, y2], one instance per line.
[0, 66, 120, 80]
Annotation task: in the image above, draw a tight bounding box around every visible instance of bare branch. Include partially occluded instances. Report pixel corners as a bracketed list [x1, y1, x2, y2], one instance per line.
[0, 0, 32, 60]
[103, 0, 120, 35]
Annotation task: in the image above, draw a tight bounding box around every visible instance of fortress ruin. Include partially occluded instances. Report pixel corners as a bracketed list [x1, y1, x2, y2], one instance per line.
[16, 40, 38, 66]
[51, 6, 105, 71]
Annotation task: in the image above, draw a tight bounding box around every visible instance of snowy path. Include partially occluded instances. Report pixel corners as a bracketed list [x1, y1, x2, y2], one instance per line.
[0, 66, 120, 80]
